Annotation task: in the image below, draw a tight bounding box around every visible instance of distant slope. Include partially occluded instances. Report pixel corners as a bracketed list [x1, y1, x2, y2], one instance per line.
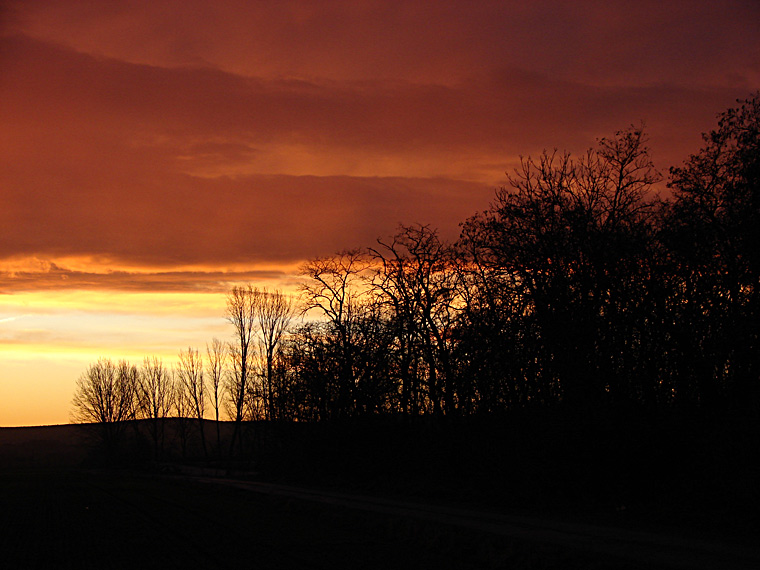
[0, 424, 89, 468]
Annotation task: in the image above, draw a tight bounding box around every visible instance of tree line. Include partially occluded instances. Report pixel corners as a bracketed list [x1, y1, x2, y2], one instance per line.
[72, 93, 760, 458]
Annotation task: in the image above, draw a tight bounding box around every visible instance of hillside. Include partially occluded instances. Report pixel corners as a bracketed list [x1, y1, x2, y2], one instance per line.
[0, 424, 90, 468]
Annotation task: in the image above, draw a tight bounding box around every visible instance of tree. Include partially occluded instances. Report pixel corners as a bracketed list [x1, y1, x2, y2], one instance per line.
[370, 225, 462, 416]
[665, 92, 760, 411]
[71, 358, 139, 455]
[138, 356, 174, 460]
[172, 373, 191, 458]
[454, 235, 552, 412]
[280, 322, 334, 422]
[226, 285, 258, 456]
[461, 126, 661, 409]
[176, 347, 207, 459]
[299, 250, 374, 418]
[255, 289, 294, 421]
[206, 337, 227, 451]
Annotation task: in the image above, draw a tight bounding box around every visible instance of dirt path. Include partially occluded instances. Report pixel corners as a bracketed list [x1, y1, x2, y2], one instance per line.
[185, 475, 760, 570]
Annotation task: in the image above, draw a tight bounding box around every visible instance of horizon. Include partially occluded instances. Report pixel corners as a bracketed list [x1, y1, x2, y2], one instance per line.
[2, 0, 759, 426]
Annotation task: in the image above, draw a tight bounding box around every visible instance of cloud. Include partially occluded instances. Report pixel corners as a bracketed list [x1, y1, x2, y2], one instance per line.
[0, 263, 287, 294]
[0, 316, 25, 323]
[7, 0, 759, 88]
[1, 4, 757, 283]
[0, 168, 494, 272]
[1, 34, 746, 168]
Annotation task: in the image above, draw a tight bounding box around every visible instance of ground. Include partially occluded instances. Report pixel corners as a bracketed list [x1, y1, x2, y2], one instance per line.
[0, 468, 635, 570]
[1, 421, 758, 569]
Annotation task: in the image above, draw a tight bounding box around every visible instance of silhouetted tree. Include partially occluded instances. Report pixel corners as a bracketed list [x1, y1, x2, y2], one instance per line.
[173, 373, 191, 458]
[665, 92, 760, 412]
[176, 347, 207, 459]
[371, 225, 462, 416]
[206, 337, 227, 451]
[263, 344, 301, 421]
[453, 237, 553, 412]
[279, 322, 333, 421]
[462, 126, 661, 410]
[254, 288, 294, 421]
[226, 285, 258, 456]
[71, 358, 139, 455]
[138, 356, 174, 460]
[299, 250, 374, 418]
[350, 301, 398, 415]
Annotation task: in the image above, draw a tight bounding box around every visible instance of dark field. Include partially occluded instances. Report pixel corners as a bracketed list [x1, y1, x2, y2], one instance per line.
[1, 419, 759, 569]
[0, 468, 641, 570]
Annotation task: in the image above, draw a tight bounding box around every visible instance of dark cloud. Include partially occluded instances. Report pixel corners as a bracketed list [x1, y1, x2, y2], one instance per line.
[0, 2, 757, 292]
[0, 166, 493, 269]
[7, 0, 759, 87]
[0, 263, 286, 293]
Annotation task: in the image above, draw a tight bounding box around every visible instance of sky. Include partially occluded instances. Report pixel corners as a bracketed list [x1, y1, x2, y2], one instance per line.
[1, 0, 758, 426]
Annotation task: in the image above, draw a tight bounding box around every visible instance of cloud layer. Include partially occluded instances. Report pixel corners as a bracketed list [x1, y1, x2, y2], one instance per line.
[2, 0, 759, 294]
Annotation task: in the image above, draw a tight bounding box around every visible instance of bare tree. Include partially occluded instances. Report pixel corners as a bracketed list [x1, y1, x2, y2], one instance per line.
[666, 92, 760, 411]
[206, 337, 226, 452]
[371, 225, 462, 416]
[176, 347, 208, 459]
[138, 356, 174, 460]
[256, 288, 294, 421]
[172, 374, 191, 458]
[71, 358, 139, 455]
[299, 250, 373, 418]
[226, 285, 258, 456]
[462, 126, 660, 409]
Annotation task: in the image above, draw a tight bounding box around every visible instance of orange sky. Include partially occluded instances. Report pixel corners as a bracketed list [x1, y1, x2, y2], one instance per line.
[1, 0, 759, 426]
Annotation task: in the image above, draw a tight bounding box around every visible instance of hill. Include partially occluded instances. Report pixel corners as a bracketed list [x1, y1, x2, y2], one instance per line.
[0, 423, 89, 468]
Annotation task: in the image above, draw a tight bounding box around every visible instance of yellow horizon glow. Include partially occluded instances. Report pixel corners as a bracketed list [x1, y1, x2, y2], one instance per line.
[0, 262, 308, 427]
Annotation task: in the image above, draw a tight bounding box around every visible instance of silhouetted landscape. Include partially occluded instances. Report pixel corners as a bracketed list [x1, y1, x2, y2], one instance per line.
[3, 93, 760, 569]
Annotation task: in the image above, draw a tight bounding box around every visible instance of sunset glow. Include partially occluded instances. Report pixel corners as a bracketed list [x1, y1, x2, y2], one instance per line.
[1, 0, 758, 425]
